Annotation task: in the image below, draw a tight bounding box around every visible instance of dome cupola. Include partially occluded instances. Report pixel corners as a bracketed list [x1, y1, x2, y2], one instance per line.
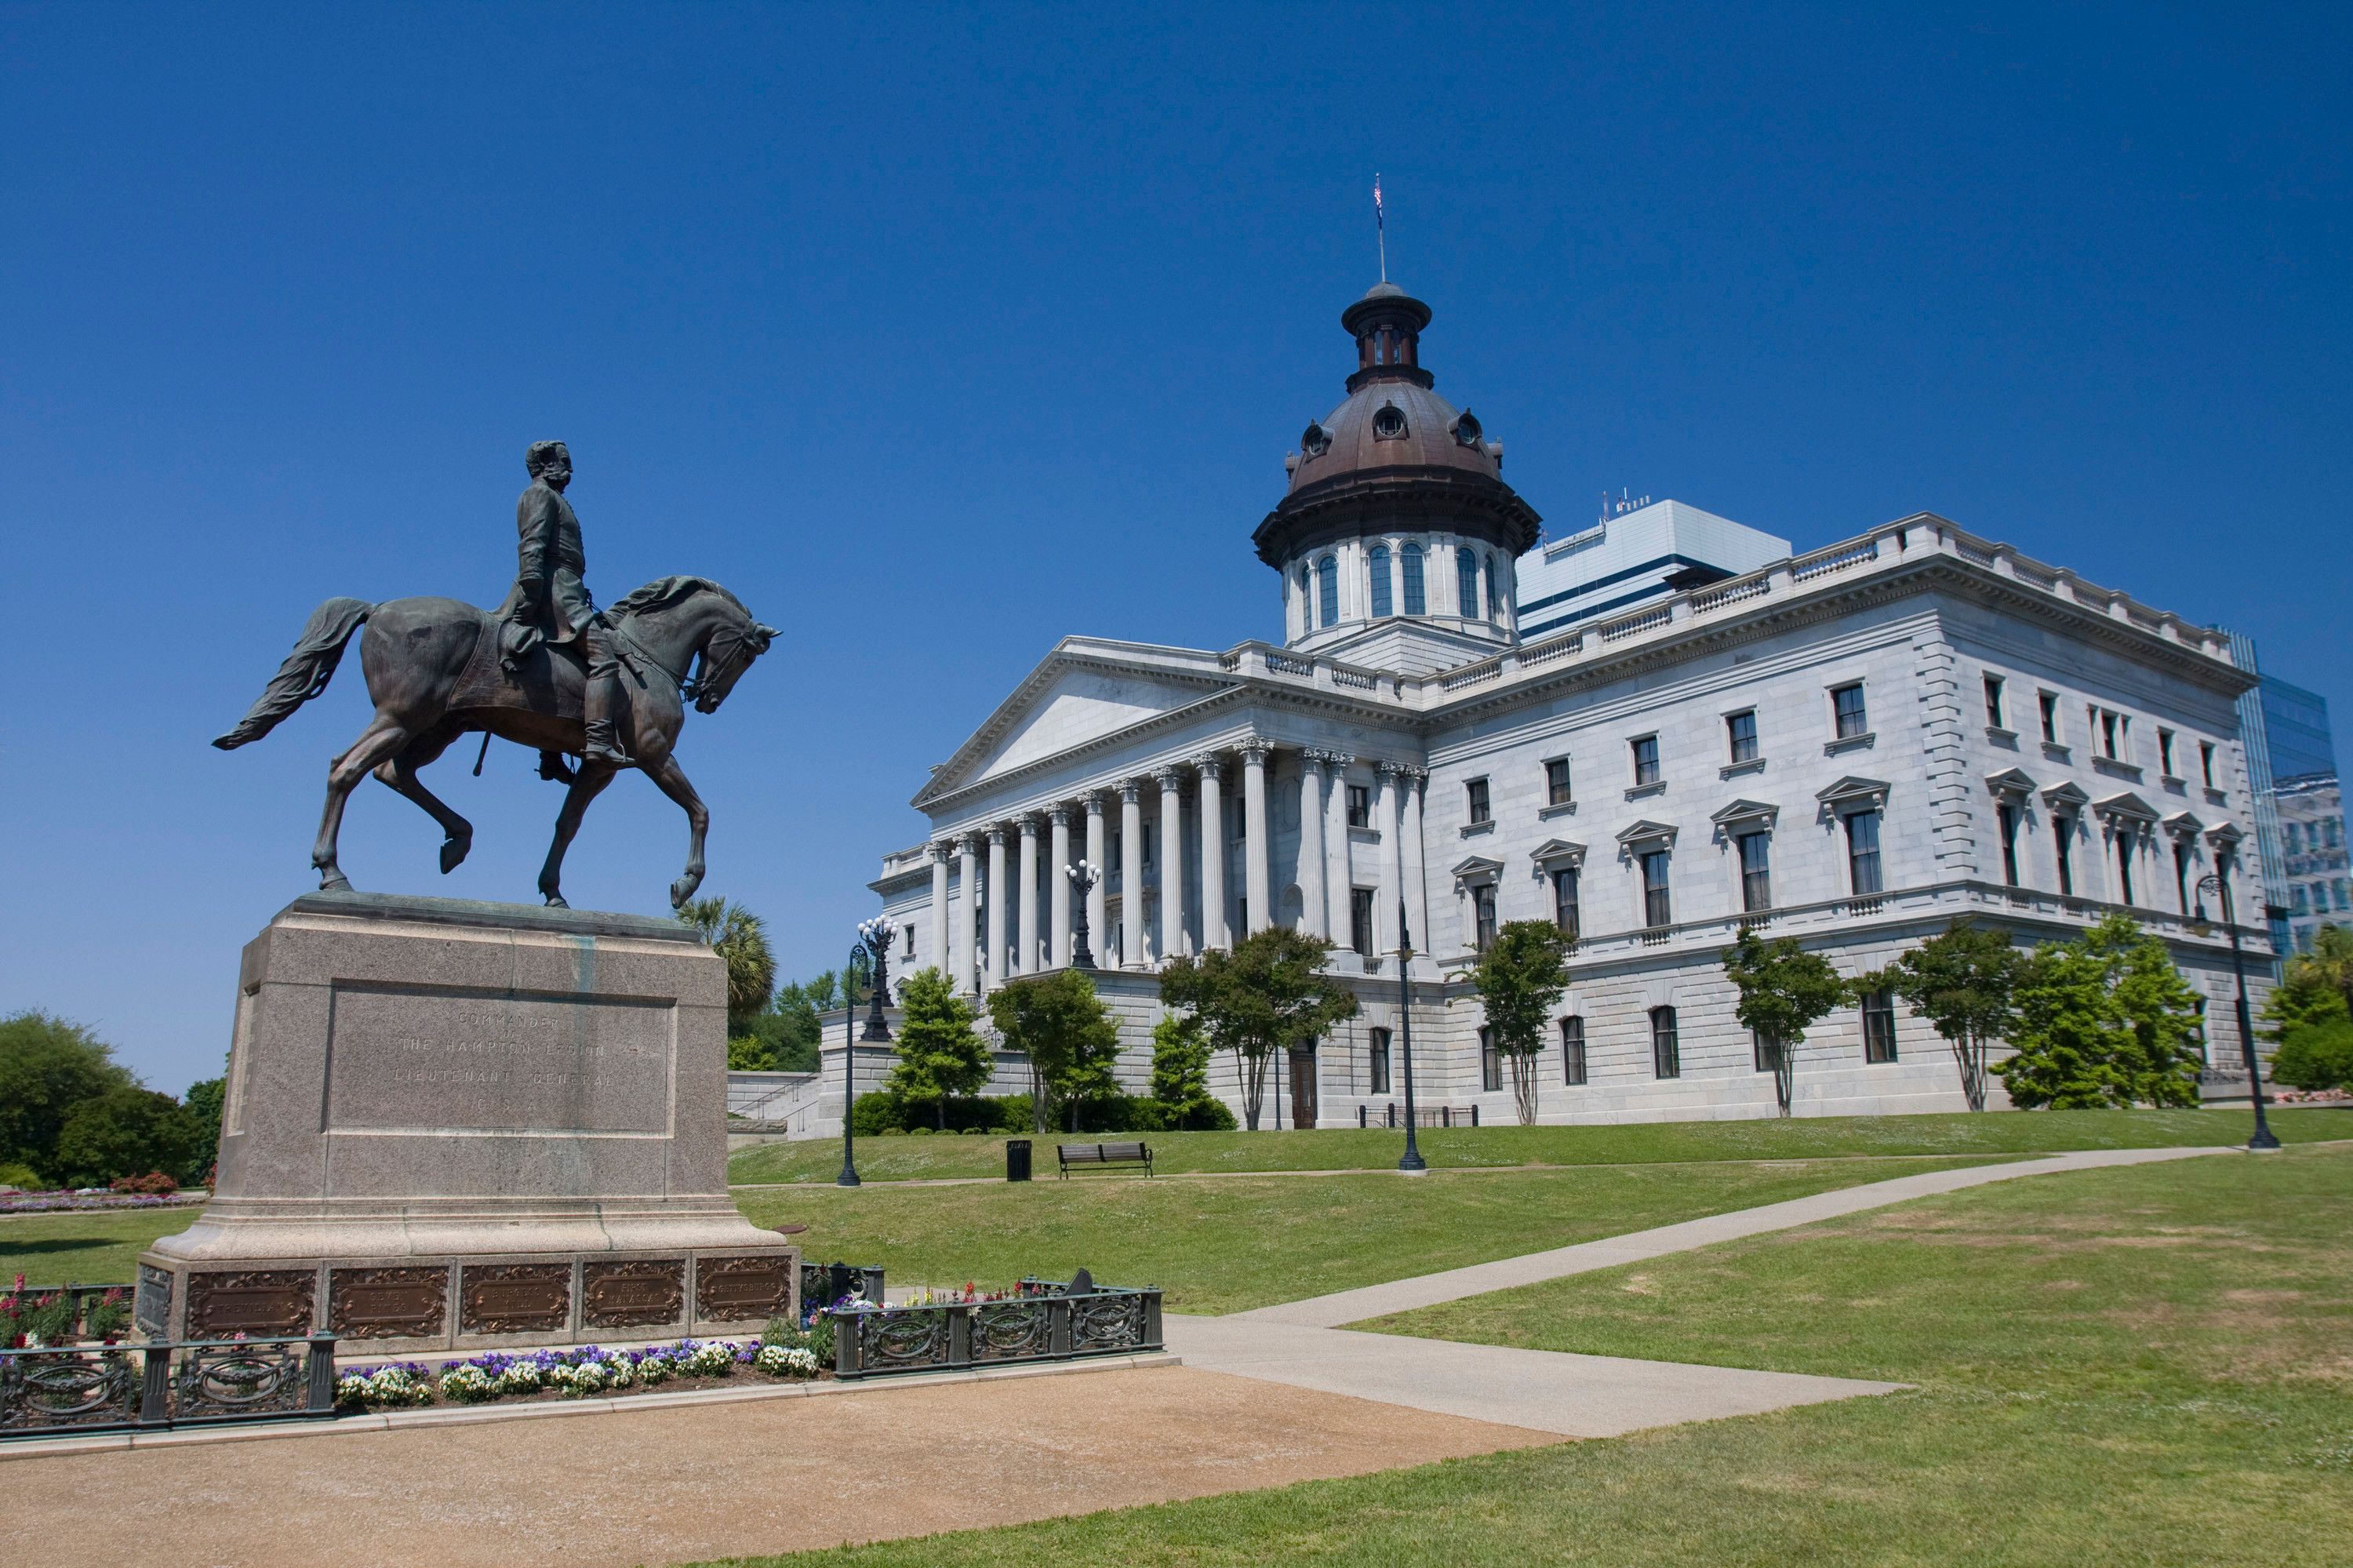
[1257, 283, 1541, 658]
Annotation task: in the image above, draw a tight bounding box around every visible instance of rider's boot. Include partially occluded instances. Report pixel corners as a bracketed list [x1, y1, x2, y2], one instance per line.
[583, 684, 634, 768]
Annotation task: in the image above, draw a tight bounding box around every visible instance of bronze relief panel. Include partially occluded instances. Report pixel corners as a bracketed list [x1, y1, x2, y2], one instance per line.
[187, 1268, 316, 1339]
[460, 1263, 573, 1335]
[695, 1254, 791, 1322]
[583, 1259, 686, 1329]
[329, 1266, 449, 1340]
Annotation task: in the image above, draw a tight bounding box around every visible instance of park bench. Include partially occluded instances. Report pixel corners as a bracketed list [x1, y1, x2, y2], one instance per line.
[1056, 1141, 1154, 1178]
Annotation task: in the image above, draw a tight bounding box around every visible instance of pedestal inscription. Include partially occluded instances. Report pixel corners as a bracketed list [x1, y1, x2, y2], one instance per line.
[583, 1260, 685, 1329]
[330, 1266, 449, 1339]
[188, 1269, 315, 1338]
[696, 1255, 793, 1321]
[460, 1263, 573, 1334]
[325, 981, 671, 1135]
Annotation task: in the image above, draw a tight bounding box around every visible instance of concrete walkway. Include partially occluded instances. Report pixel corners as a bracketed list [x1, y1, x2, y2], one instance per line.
[1233, 1144, 2231, 1328]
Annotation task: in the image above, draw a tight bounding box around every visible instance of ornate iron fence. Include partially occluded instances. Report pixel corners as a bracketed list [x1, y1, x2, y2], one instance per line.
[830, 1281, 1161, 1380]
[0, 1334, 337, 1440]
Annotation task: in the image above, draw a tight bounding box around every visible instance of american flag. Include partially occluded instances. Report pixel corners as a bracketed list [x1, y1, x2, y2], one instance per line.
[1373, 174, 1384, 231]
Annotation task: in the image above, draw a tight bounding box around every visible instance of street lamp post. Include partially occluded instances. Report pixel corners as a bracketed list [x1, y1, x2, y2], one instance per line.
[858, 916, 894, 1043]
[1395, 895, 1426, 1175]
[837, 926, 889, 1190]
[2195, 870, 2282, 1152]
[1066, 860, 1100, 970]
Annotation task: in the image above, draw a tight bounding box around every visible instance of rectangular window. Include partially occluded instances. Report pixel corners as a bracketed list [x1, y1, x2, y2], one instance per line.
[1726, 710, 1758, 764]
[2199, 741, 2217, 788]
[1368, 544, 1392, 619]
[1552, 866, 1580, 940]
[2116, 834, 2136, 906]
[1347, 784, 1371, 829]
[1831, 683, 1868, 739]
[1472, 882, 1498, 951]
[2174, 841, 2194, 913]
[1862, 989, 1899, 1063]
[1642, 849, 1672, 928]
[1752, 1030, 1777, 1074]
[1631, 735, 1661, 788]
[1350, 888, 1375, 958]
[1401, 545, 1426, 615]
[1109, 829, 1122, 868]
[1369, 1027, 1391, 1093]
[1846, 809, 1883, 896]
[904, 923, 917, 955]
[1738, 831, 1772, 912]
[1318, 556, 1339, 628]
[1544, 757, 1573, 806]
[1984, 674, 2006, 729]
[1560, 1017, 1587, 1086]
[2158, 727, 2177, 777]
[2054, 813, 2076, 896]
[1466, 777, 1491, 825]
[1650, 1006, 1681, 1079]
[1479, 1026, 1502, 1093]
[2040, 690, 2060, 744]
[1998, 802, 2022, 887]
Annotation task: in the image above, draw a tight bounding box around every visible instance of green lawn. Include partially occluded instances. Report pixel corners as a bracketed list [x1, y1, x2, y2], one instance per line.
[9, 1158, 2006, 1317]
[729, 1105, 2346, 1184]
[736, 1156, 2005, 1314]
[715, 1143, 2353, 1567]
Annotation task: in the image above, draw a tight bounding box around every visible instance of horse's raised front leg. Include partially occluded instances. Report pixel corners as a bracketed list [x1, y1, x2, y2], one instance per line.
[372, 724, 474, 875]
[537, 760, 619, 908]
[639, 753, 709, 909]
[314, 714, 413, 892]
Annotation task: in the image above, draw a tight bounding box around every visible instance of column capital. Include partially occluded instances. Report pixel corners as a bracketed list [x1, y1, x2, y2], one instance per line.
[1376, 759, 1410, 779]
[1016, 813, 1041, 836]
[929, 841, 954, 863]
[1119, 780, 1144, 804]
[1155, 765, 1186, 791]
[1083, 790, 1107, 814]
[955, 833, 980, 855]
[1191, 755, 1225, 782]
[1319, 750, 1355, 770]
[1048, 802, 1072, 827]
[1240, 738, 1272, 766]
[987, 824, 1008, 846]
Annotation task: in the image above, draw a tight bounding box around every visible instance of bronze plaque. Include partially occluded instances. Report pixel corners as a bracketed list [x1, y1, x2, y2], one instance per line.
[460, 1263, 572, 1334]
[136, 1264, 173, 1337]
[329, 1266, 449, 1339]
[583, 1260, 685, 1329]
[696, 1255, 791, 1321]
[187, 1269, 315, 1339]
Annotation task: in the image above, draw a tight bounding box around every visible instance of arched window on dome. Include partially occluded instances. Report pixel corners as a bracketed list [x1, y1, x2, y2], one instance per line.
[1317, 555, 1340, 628]
[1487, 554, 1504, 619]
[1401, 543, 1426, 615]
[1456, 548, 1479, 620]
[1367, 545, 1391, 619]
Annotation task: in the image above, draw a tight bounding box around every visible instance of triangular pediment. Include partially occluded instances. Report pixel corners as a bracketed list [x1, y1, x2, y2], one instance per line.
[1985, 767, 2037, 799]
[1816, 775, 1890, 813]
[2206, 821, 2245, 848]
[1616, 819, 1678, 847]
[1529, 838, 1586, 865]
[1450, 854, 1505, 881]
[915, 642, 1236, 806]
[1710, 799, 1779, 830]
[2164, 809, 2208, 839]
[2039, 780, 2091, 807]
[2095, 790, 2159, 823]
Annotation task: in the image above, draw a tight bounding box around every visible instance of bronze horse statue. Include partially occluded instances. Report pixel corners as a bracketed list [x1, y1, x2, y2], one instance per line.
[214, 576, 776, 908]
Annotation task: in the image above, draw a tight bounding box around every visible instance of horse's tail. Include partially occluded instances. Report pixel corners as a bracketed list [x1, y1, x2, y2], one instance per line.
[212, 597, 375, 750]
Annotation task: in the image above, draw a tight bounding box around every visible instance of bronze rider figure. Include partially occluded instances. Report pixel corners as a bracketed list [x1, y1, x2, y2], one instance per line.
[498, 440, 632, 767]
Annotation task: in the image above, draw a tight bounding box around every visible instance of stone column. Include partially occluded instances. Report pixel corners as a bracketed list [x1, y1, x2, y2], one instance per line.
[1297, 752, 1328, 938]
[985, 827, 1009, 991]
[1157, 766, 1187, 962]
[928, 842, 951, 977]
[1399, 767, 1430, 957]
[1120, 781, 1146, 967]
[955, 835, 979, 995]
[1376, 765, 1404, 955]
[1084, 791, 1108, 958]
[1196, 758, 1227, 951]
[1326, 754, 1356, 951]
[1016, 816, 1040, 974]
[1242, 740, 1272, 933]
[1049, 806, 1073, 968]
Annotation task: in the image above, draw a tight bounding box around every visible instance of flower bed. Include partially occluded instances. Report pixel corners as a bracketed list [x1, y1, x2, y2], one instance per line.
[2, 1277, 132, 1348]
[0, 1190, 202, 1215]
[336, 1328, 829, 1413]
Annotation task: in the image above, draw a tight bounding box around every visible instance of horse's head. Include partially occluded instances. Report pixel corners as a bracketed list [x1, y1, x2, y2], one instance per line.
[689, 609, 776, 714]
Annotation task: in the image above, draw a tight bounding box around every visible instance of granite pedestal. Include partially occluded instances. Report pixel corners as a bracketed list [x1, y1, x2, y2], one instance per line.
[140, 893, 797, 1352]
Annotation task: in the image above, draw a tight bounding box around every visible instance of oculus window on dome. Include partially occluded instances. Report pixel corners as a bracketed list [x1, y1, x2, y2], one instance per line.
[1452, 410, 1482, 448]
[1372, 402, 1409, 441]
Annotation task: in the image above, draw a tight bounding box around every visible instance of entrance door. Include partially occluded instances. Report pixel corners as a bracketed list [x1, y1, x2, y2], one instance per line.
[1288, 1050, 1317, 1130]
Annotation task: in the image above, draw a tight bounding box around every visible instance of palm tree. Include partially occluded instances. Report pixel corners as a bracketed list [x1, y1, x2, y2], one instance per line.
[678, 897, 777, 1031]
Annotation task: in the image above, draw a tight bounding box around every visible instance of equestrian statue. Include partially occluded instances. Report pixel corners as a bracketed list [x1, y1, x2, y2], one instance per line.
[213, 441, 777, 909]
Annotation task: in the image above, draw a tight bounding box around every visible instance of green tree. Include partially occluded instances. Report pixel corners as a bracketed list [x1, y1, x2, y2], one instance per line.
[989, 969, 1122, 1133]
[678, 897, 777, 1033]
[1723, 926, 1853, 1118]
[53, 1086, 206, 1188]
[1866, 919, 2029, 1111]
[1148, 1013, 1220, 1130]
[2271, 1020, 2353, 1091]
[2262, 925, 2353, 1039]
[1159, 927, 1358, 1130]
[183, 1073, 226, 1184]
[0, 1011, 136, 1184]
[1996, 913, 2206, 1108]
[1464, 921, 1575, 1124]
[886, 967, 994, 1127]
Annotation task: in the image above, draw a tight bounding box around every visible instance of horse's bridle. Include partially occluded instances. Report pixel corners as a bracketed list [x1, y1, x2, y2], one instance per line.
[606, 613, 772, 707]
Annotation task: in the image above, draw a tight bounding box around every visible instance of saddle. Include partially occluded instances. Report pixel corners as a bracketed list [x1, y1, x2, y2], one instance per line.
[451, 610, 589, 722]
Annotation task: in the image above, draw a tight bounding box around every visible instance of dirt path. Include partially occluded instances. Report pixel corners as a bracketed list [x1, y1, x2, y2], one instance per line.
[1, 1366, 1555, 1568]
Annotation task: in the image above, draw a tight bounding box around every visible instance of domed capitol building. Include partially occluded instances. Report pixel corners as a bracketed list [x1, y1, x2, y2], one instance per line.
[795, 280, 2273, 1133]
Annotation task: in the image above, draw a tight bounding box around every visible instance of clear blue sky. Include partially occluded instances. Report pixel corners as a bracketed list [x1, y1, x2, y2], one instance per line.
[3, 4, 2346, 1092]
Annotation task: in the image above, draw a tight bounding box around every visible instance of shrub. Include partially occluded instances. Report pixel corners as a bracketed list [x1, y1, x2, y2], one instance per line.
[109, 1171, 179, 1195]
[53, 1088, 207, 1188]
[2272, 1020, 2353, 1092]
[0, 1161, 40, 1190]
[852, 1090, 1031, 1135]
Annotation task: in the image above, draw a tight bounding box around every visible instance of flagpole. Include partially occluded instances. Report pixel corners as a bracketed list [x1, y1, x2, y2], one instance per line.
[1374, 173, 1387, 282]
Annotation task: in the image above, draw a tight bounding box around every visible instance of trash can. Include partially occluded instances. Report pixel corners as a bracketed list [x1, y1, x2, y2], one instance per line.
[1006, 1138, 1033, 1183]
